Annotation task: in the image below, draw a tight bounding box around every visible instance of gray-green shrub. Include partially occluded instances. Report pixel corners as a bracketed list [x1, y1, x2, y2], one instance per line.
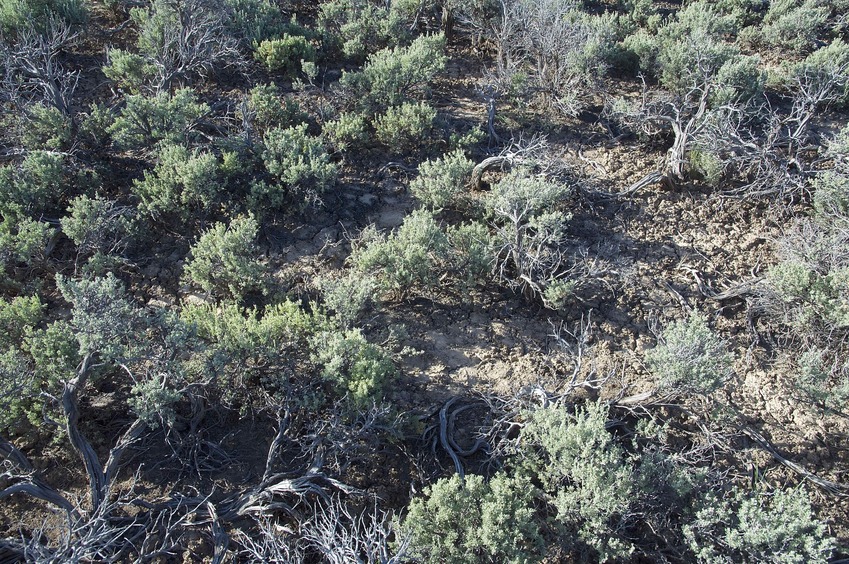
[409, 149, 475, 210]
[373, 101, 437, 152]
[254, 34, 316, 76]
[182, 214, 265, 301]
[644, 313, 733, 396]
[132, 143, 224, 220]
[351, 209, 448, 297]
[311, 328, 396, 407]
[683, 486, 835, 563]
[253, 124, 337, 212]
[339, 34, 446, 110]
[400, 472, 544, 563]
[108, 88, 208, 150]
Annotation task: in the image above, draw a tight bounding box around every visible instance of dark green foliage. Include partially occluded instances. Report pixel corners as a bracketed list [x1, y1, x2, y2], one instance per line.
[181, 300, 329, 404]
[224, 0, 286, 44]
[322, 111, 368, 152]
[20, 105, 71, 151]
[757, 0, 829, 53]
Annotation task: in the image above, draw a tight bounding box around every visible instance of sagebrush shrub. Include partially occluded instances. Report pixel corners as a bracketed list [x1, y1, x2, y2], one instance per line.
[322, 112, 368, 152]
[644, 313, 733, 395]
[317, 272, 376, 329]
[373, 101, 437, 151]
[109, 88, 208, 150]
[317, 0, 407, 61]
[519, 401, 636, 561]
[683, 486, 835, 563]
[409, 149, 474, 210]
[339, 34, 446, 109]
[62, 195, 134, 258]
[133, 143, 224, 220]
[256, 124, 337, 211]
[182, 214, 265, 301]
[401, 473, 543, 563]
[247, 84, 307, 136]
[254, 34, 316, 76]
[351, 209, 448, 296]
[311, 328, 395, 406]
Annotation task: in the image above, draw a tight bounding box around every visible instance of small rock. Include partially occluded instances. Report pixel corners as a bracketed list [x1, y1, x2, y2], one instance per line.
[359, 193, 378, 206]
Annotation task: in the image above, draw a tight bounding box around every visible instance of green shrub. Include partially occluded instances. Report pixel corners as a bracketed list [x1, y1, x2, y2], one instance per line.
[351, 209, 448, 297]
[254, 34, 316, 76]
[129, 376, 181, 428]
[485, 171, 573, 301]
[401, 473, 544, 563]
[373, 101, 437, 152]
[256, 124, 337, 211]
[55, 273, 141, 363]
[757, 0, 828, 53]
[317, 271, 376, 329]
[0, 295, 43, 350]
[683, 486, 835, 563]
[339, 34, 446, 110]
[520, 402, 635, 561]
[78, 103, 115, 151]
[410, 149, 475, 210]
[0, 350, 37, 433]
[311, 328, 395, 406]
[322, 112, 368, 152]
[0, 151, 65, 218]
[644, 313, 733, 395]
[132, 143, 224, 220]
[102, 49, 153, 93]
[445, 221, 494, 290]
[247, 84, 308, 136]
[0, 217, 55, 268]
[794, 347, 849, 411]
[0, 0, 87, 36]
[109, 88, 208, 150]
[182, 214, 265, 301]
[24, 319, 79, 392]
[789, 39, 849, 108]
[317, 0, 407, 62]
[61, 196, 134, 259]
[21, 105, 71, 151]
[224, 0, 285, 44]
[182, 300, 327, 401]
